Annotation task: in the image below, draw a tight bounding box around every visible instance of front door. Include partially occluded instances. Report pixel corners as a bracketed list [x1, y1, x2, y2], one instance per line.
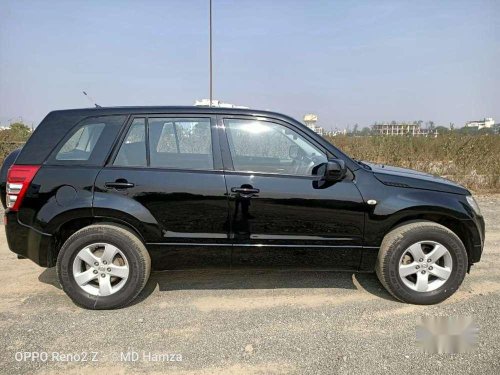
[219, 116, 365, 269]
[93, 115, 231, 268]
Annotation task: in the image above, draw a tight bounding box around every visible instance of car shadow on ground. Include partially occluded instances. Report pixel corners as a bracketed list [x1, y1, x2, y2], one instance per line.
[38, 267, 398, 306]
[38, 267, 61, 289]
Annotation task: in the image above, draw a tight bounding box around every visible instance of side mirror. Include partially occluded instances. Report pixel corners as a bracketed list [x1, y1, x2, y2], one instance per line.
[325, 159, 347, 181]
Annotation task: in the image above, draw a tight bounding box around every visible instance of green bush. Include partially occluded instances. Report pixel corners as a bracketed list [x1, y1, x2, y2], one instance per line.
[0, 123, 31, 164]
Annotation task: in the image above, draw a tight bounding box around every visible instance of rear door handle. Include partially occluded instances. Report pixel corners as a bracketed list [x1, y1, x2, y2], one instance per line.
[231, 187, 260, 198]
[105, 181, 135, 189]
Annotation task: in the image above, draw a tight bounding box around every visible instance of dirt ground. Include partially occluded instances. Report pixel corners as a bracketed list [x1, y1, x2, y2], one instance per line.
[0, 196, 499, 374]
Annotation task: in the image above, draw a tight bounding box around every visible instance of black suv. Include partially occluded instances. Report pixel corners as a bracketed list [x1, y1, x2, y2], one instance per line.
[1, 107, 485, 309]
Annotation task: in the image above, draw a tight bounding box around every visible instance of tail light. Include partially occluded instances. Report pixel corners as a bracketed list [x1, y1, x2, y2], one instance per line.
[6, 165, 40, 211]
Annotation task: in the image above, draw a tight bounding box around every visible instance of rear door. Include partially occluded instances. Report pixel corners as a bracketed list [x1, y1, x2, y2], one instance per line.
[93, 114, 231, 269]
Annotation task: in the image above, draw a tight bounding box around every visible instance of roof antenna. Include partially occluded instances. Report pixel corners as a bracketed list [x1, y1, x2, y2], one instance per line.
[82, 91, 101, 108]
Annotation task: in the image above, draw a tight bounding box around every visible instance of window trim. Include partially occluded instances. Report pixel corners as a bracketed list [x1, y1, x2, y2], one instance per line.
[219, 115, 330, 177]
[107, 114, 220, 172]
[113, 117, 148, 167]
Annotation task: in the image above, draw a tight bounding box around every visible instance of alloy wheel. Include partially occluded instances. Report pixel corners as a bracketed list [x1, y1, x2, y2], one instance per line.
[72, 243, 129, 296]
[398, 241, 453, 292]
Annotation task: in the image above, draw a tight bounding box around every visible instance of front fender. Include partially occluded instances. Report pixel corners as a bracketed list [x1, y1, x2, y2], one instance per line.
[355, 171, 476, 246]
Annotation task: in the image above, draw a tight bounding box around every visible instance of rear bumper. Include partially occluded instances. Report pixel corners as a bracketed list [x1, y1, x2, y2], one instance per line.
[5, 211, 53, 267]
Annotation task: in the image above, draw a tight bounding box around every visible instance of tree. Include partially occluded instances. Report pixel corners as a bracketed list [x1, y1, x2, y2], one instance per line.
[0, 121, 32, 164]
[9, 123, 32, 138]
[435, 126, 449, 134]
[426, 121, 435, 130]
[457, 126, 478, 135]
[360, 127, 371, 136]
[0, 122, 32, 142]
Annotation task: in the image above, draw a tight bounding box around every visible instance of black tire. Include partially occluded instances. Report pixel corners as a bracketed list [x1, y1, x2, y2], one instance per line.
[375, 221, 467, 305]
[57, 224, 151, 309]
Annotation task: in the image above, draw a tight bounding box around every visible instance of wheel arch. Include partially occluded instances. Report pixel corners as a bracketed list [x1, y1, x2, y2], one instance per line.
[387, 214, 474, 270]
[49, 216, 146, 266]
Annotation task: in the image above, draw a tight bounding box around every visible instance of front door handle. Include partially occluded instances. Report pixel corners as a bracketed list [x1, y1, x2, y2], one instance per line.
[105, 181, 135, 189]
[231, 187, 260, 198]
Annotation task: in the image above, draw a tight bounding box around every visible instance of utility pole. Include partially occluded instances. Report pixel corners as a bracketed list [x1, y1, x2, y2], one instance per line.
[209, 0, 213, 107]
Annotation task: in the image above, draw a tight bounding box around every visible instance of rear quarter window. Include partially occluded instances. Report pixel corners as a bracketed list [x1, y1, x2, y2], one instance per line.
[48, 115, 126, 166]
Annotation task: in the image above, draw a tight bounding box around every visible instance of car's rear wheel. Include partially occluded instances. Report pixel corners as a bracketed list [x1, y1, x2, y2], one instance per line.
[375, 221, 467, 304]
[57, 224, 151, 309]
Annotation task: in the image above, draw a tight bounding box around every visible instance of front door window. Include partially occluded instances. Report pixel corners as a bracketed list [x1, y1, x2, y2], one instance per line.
[224, 119, 327, 176]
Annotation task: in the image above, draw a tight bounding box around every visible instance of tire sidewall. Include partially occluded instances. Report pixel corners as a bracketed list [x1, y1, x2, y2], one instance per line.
[384, 225, 467, 304]
[57, 227, 146, 309]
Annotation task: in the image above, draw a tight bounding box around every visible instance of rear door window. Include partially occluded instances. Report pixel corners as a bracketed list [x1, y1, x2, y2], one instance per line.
[148, 118, 213, 170]
[110, 116, 214, 170]
[50, 115, 126, 165]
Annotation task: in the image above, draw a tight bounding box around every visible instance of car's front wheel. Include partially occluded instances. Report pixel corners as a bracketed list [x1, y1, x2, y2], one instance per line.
[376, 221, 468, 304]
[57, 224, 151, 309]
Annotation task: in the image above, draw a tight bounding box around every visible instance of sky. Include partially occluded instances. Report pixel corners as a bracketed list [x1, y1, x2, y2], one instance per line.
[0, 0, 499, 130]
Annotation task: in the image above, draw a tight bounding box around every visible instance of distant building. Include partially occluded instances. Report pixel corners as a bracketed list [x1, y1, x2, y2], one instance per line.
[464, 118, 495, 130]
[194, 99, 248, 108]
[372, 122, 438, 137]
[314, 126, 325, 136]
[304, 113, 319, 132]
[303, 114, 326, 136]
[302, 114, 347, 137]
[326, 128, 347, 137]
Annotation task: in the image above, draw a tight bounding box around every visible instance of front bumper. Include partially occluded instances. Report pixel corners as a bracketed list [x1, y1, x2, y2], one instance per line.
[5, 211, 53, 267]
[468, 214, 485, 263]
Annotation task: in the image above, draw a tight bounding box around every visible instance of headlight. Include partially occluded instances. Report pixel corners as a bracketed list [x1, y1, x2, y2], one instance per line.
[466, 195, 482, 216]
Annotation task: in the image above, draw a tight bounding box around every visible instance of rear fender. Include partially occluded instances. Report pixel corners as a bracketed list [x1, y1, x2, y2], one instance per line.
[92, 191, 163, 241]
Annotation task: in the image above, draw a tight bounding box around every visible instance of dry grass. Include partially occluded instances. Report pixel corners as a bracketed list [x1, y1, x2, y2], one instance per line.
[1, 134, 499, 193]
[327, 134, 500, 193]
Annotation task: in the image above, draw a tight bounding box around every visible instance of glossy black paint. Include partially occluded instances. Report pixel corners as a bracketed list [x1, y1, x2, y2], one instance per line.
[94, 168, 229, 243]
[3, 106, 485, 271]
[224, 172, 365, 246]
[354, 168, 485, 264]
[19, 166, 96, 232]
[368, 162, 470, 195]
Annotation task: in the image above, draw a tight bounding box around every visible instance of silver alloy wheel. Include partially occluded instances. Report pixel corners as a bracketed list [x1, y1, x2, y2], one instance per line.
[398, 241, 453, 292]
[72, 243, 129, 297]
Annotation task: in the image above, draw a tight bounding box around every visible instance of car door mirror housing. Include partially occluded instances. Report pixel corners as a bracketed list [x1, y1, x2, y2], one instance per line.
[325, 159, 347, 181]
